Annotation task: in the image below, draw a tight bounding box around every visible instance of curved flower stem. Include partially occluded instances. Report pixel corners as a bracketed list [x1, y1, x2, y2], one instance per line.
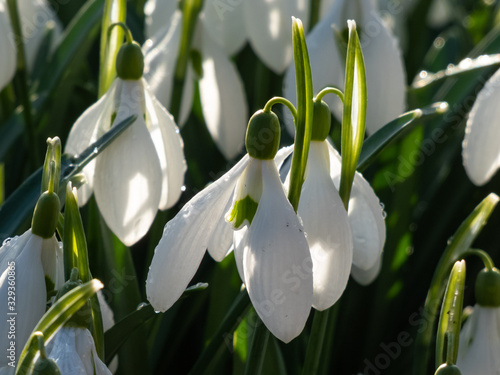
[315, 87, 344, 104]
[462, 248, 495, 270]
[263, 96, 298, 121]
[107, 22, 134, 43]
[170, 0, 204, 120]
[6, 0, 37, 167]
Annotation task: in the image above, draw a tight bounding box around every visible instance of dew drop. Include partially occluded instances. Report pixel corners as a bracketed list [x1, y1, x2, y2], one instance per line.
[2, 237, 12, 246]
[181, 185, 186, 192]
[175, 128, 180, 134]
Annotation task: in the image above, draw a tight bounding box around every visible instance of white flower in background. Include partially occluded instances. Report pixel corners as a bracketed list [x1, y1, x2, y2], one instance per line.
[462, 68, 500, 186]
[17, 0, 62, 71]
[143, 6, 248, 160]
[47, 327, 112, 375]
[0, 0, 16, 91]
[0, 229, 64, 368]
[284, 0, 407, 135]
[456, 305, 500, 375]
[147, 111, 314, 342]
[280, 140, 386, 286]
[97, 291, 117, 373]
[65, 72, 186, 246]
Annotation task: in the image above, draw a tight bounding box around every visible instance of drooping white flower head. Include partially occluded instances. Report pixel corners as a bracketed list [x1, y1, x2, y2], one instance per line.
[280, 140, 385, 287]
[462, 68, 500, 186]
[0, 0, 16, 91]
[47, 326, 112, 375]
[64, 76, 186, 246]
[456, 305, 500, 375]
[0, 229, 64, 368]
[143, 7, 248, 160]
[284, 0, 406, 135]
[147, 110, 313, 342]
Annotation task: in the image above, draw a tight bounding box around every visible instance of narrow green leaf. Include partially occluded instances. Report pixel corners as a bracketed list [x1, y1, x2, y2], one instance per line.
[357, 102, 449, 172]
[16, 279, 103, 375]
[243, 315, 270, 375]
[98, 0, 126, 97]
[104, 283, 207, 364]
[339, 20, 366, 209]
[287, 17, 314, 212]
[436, 260, 466, 367]
[414, 193, 500, 375]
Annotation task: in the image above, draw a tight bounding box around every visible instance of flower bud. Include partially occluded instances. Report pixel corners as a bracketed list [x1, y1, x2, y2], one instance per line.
[311, 99, 331, 141]
[32, 357, 61, 375]
[434, 364, 461, 375]
[31, 191, 60, 239]
[475, 267, 500, 307]
[116, 42, 144, 80]
[245, 110, 281, 160]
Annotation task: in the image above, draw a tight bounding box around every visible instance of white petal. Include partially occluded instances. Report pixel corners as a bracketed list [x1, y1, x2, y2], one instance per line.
[0, 366, 15, 374]
[361, 11, 406, 134]
[200, 0, 247, 55]
[462, 68, 500, 186]
[97, 291, 118, 372]
[299, 142, 353, 310]
[207, 195, 234, 261]
[244, 0, 310, 74]
[327, 142, 385, 278]
[144, 0, 179, 38]
[233, 226, 249, 282]
[244, 160, 312, 343]
[457, 306, 500, 375]
[0, 2, 16, 91]
[146, 155, 250, 312]
[144, 80, 187, 209]
[0, 233, 46, 368]
[40, 235, 64, 289]
[275, 145, 294, 171]
[94, 80, 162, 246]
[199, 35, 247, 159]
[64, 81, 118, 206]
[0, 230, 31, 273]
[282, 4, 343, 136]
[350, 254, 382, 285]
[143, 10, 194, 125]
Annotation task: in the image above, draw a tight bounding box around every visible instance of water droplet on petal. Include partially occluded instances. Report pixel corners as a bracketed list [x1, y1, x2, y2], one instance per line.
[181, 185, 186, 192]
[2, 237, 12, 246]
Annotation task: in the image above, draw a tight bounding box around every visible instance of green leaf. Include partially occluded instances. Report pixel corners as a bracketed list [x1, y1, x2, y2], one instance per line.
[288, 17, 314, 212]
[357, 102, 449, 172]
[16, 279, 103, 375]
[436, 260, 466, 367]
[414, 193, 500, 375]
[243, 314, 270, 375]
[98, 0, 126, 97]
[339, 20, 366, 209]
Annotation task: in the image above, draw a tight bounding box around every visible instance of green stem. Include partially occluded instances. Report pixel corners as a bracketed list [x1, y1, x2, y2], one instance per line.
[462, 248, 495, 270]
[263, 96, 297, 121]
[170, 0, 203, 120]
[308, 0, 321, 30]
[315, 87, 344, 103]
[107, 22, 133, 43]
[243, 317, 270, 375]
[6, 0, 37, 166]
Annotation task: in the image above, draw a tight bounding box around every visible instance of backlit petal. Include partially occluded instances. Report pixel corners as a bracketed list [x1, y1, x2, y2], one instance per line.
[299, 142, 353, 310]
[244, 0, 310, 74]
[94, 80, 162, 246]
[146, 155, 249, 312]
[144, 0, 178, 38]
[199, 35, 247, 159]
[244, 160, 312, 343]
[462, 68, 500, 186]
[144, 80, 186, 209]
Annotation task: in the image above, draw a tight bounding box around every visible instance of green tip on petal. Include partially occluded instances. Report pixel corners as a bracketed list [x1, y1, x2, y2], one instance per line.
[245, 110, 281, 160]
[475, 267, 500, 307]
[311, 99, 331, 141]
[116, 41, 144, 80]
[226, 195, 259, 229]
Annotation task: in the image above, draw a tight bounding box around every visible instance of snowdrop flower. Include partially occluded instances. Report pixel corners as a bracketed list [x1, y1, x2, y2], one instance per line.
[65, 40, 186, 246]
[284, 0, 406, 135]
[462, 68, 500, 186]
[0, 210, 64, 368]
[456, 268, 500, 375]
[143, 6, 248, 159]
[280, 101, 386, 286]
[147, 110, 313, 342]
[0, 0, 16, 91]
[47, 327, 111, 375]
